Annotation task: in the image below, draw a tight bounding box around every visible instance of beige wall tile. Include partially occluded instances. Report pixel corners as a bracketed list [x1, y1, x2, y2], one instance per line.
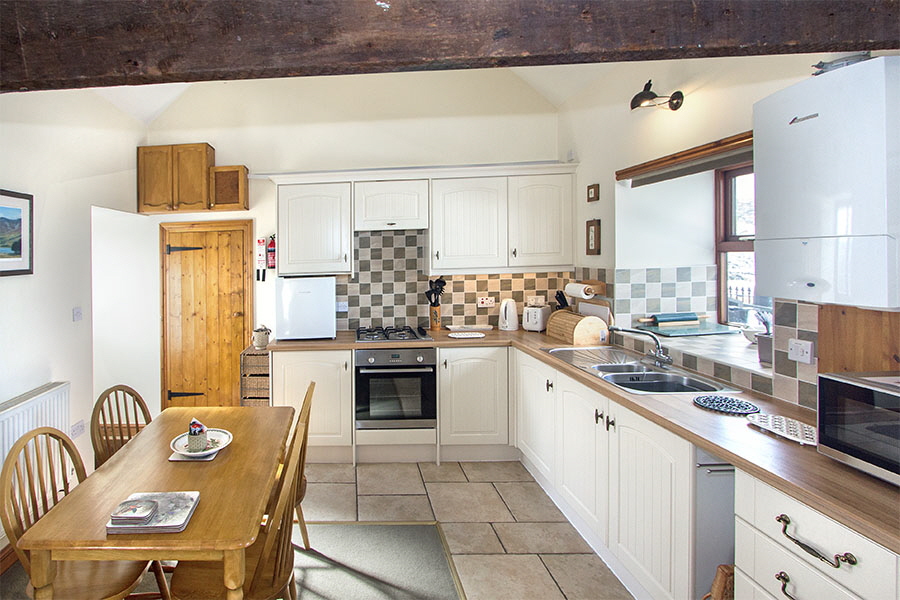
[773, 374, 799, 404]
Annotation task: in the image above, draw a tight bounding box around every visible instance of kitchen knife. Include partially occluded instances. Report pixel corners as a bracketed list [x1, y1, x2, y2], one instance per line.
[555, 290, 569, 308]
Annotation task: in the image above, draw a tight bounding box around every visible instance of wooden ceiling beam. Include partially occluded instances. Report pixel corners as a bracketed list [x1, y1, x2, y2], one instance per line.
[2, 0, 898, 92]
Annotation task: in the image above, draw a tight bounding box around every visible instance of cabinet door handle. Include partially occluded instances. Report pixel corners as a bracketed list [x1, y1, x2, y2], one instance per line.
[605, 415, 616, 431]
[343, 253, 348, 263]
[594, 409, 603, 424]
[774, 571, 797, 600]
[443, 359, 448, 368]
[344, 361, 348, 370]
[775, 514, 857, 568]
[545, 379, 553, 392]
[387, 222, 397, 226]
[435, 250, 440, 260]
[512, 248, 517, 257]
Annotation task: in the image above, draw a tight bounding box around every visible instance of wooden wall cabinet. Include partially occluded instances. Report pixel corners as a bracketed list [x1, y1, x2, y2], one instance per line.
[137, 143, 249, 213]
[210, 165, 249, 211]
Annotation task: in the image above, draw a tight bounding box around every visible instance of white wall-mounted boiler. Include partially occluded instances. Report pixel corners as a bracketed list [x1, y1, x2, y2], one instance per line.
[753, 56, 898, 309]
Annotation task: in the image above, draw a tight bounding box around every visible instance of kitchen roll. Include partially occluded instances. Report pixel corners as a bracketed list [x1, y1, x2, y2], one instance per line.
[564, 283, 595, 300]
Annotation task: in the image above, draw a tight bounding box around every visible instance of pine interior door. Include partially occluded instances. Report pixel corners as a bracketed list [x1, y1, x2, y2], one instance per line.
[161, 220, 252, 408]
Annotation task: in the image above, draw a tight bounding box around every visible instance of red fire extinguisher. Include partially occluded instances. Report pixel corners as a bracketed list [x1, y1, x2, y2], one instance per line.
[266, 235, 276, 269]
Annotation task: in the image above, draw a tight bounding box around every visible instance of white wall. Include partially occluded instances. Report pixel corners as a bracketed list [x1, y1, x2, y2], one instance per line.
[146, 69, 561, 329]
[614, 171, 715, 269]
[0, 90, 146, 463]
[558, 52, 845, 270]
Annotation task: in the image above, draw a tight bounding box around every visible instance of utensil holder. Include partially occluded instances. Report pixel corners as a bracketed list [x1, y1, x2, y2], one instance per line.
[429, 305, 441, 330]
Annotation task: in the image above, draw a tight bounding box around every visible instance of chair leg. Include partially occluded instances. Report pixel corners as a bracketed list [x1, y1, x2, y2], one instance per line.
[150, 560, 172, 600]
[296, 504, 310, 550]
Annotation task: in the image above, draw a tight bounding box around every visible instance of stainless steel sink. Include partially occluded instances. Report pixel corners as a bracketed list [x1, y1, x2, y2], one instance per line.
[544, 345, 736, 394]
[545, 347, 642, 369]
[601, 372, 727, 394]
[589, 363, 652, 373]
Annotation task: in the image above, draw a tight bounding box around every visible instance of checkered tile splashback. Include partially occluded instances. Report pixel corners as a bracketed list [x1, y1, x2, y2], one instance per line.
[337, 230, 584, 330]
[335, 231, 715, 331]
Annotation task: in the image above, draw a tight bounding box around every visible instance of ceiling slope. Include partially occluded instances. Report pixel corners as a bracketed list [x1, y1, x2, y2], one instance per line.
[2, 0, 898, 93]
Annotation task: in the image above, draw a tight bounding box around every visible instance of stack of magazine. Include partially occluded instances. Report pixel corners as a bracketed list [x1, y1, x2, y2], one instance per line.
[106, 491, 200, 535]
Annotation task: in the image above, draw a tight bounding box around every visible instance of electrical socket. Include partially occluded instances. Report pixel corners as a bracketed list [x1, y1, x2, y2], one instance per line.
[787, 338, 814, 364]
[477, 297, 495, 307]
[70, 419, 85, 439]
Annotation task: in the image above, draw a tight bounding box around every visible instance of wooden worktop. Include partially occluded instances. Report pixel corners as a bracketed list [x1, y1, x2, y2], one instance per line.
[267, 329, 900, 553]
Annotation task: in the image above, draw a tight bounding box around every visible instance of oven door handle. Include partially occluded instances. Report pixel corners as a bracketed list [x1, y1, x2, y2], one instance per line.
[358, 367, 435, 374]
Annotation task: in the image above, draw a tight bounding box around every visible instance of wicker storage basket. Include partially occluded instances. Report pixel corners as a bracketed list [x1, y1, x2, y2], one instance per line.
[546, 310, 609, 345]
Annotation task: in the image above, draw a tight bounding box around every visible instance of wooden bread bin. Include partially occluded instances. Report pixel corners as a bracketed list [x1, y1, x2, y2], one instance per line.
[546, 310, 609, 345]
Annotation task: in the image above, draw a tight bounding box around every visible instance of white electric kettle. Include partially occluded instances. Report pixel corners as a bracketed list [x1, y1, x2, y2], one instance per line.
[498, 298, 519, 331]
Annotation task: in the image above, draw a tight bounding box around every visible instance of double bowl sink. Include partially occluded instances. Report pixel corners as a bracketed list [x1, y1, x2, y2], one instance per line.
[544, 347, 736, 395]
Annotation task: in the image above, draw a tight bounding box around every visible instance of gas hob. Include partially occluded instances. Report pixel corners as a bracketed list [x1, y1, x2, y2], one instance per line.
[356, 326, 433, 342]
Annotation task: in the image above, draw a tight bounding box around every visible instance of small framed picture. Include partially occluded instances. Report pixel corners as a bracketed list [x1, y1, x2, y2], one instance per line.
[0, 189, 33, 276]
[586, 219, 601, 255]
[586, 184, 599, 202]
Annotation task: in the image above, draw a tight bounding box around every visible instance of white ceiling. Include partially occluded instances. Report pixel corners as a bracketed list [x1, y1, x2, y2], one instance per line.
[88, 64, 618, 126]
[91, 82, 191, 125]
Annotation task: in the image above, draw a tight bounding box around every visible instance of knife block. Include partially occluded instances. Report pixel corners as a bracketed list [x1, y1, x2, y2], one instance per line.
[429, 305, 441, 330]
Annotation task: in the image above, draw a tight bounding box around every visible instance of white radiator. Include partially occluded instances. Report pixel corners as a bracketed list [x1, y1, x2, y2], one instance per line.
[0, 381, 71, 464]
[0, 382, 71, 550]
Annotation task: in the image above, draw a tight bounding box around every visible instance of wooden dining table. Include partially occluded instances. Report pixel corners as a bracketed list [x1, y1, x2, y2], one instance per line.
[18, 405, 295, 600]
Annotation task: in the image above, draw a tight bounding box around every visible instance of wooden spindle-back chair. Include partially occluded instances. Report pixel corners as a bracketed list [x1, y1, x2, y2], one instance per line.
[0, 427, 170, 599]
[91, 384, 153, 469]
[170, 383, 313, 599]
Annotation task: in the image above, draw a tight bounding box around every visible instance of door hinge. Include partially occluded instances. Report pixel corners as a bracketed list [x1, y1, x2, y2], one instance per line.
[166, 244, 204, 254]
[168, 390, 204, 400]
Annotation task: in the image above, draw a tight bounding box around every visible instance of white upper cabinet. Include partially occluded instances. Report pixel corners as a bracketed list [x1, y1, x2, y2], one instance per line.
[277, 183, 353, 275]
[354, 179, 429, 231]
[508, 174, 573, 267]
[429, 177, 509, 271]
[428, 172, 574, 275]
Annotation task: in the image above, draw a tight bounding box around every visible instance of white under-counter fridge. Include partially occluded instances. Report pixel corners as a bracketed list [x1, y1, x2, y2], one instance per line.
[275, 276, 337, 340]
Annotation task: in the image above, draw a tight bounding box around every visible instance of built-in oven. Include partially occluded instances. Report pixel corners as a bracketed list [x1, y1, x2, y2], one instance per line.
[817, 371, 900, 486]
[355, 348, 437, 430]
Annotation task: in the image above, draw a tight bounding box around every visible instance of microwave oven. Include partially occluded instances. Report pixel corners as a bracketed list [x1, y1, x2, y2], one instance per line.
[817, 371, 900, 486]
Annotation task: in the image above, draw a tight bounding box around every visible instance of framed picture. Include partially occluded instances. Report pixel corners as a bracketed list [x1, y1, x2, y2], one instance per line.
[586, 183, 600, 202]
[586, 219, 601, 255]
[0, 189, 34, 276]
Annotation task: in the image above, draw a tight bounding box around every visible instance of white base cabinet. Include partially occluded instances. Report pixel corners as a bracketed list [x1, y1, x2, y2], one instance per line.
[439, 347, 509, 445]
[271, 350, 353, 446]
[515, 350, 694, 600]
[555, 372, 609, 543]
[608, 403, 693, 600]
[734, 470, 899, 600]
[514, 350, 557, 482]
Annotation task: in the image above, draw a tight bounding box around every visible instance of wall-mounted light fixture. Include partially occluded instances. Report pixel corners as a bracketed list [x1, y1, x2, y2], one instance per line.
[630, 80, 684, 111]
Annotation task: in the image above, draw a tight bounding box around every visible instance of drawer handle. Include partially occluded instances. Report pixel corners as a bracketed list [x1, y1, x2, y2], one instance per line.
[775, 514, 858, 569]
[774, 571, 797, 600]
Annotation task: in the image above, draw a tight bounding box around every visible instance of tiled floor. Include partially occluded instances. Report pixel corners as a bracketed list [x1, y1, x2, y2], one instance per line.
[304, 462, 633, 600]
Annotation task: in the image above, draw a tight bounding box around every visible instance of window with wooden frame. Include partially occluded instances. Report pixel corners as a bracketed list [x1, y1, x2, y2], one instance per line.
[715, 163, 772, 326]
